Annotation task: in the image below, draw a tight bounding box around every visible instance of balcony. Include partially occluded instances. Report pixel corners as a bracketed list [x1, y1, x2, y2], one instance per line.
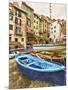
[15, 32, 23, 36]
[15, 27, 23, 36]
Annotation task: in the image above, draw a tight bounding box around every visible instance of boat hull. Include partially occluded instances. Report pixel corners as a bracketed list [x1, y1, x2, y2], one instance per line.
[33, 44, 66, 51]
[16, 62, 66, 85]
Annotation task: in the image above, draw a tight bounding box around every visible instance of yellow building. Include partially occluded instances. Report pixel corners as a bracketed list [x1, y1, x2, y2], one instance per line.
[33, 15, 50, 36]
[33, 13, 41, 36]
[40, 15, 50, 35]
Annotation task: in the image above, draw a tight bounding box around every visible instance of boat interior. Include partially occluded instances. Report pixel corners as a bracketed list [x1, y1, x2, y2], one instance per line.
[18, 54, 65, 71]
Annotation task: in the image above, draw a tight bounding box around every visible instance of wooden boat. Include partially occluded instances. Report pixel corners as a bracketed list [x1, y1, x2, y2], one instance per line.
[16, 54, 66, 85]
[34, 52, 66, 64]
[36, 53, 65, 60]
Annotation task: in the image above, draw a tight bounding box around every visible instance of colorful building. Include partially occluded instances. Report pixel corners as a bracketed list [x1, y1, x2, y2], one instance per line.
[49, 21, 61, 43]
[9, 2, 27, 48]
[9, 1, 65, 47]
[33, 13, 41, 36]
[20, 2, 34, 48]
[9, 1, 34, 49]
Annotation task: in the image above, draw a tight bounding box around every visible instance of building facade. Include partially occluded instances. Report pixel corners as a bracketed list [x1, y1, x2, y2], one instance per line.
[60, 20, 66, 43]
[20, 2, 34, 31]
[9, 2, 27, 48]
[9, 1, 64, 47]
[33, 15, 50, 36]
[20, 2, 34, 48]
[33, 13, 41, 36]
[49, 21, 61, 43]
[9, 1, 34, 49]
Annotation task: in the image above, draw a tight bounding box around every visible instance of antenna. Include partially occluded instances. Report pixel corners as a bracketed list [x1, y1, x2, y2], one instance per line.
[49, 3, 52, 19]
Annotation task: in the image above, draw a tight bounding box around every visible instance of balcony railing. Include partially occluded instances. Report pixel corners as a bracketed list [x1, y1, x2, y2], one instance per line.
[15, 32, 23, 36]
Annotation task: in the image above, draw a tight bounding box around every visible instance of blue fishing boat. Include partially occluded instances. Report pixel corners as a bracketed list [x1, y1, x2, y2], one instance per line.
[16, 54, 66, 85]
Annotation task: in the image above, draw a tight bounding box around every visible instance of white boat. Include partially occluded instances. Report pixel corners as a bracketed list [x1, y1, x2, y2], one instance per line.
[9, 51, 20, 59]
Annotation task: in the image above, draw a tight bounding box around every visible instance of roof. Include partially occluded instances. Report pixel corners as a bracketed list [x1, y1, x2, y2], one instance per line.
[9, 2, 27, 15]
[40, 15, 53, 23]
[22, 1, 34, 11]
[34, 13, 41, 19]
[50, 20, 61, 25]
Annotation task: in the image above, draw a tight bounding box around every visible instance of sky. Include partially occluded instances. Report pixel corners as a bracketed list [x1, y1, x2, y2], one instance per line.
[26, 2, 66, 20]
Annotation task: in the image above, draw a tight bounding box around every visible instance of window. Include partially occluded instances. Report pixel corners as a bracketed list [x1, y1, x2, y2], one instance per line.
[34, 20, 35, 22]
[19, 19, 21, 26]
[21, 38, 24, 41]
[36, 26, 38, 29]
[15, 9, 21, 17]
[9, 24, 13, 30]
[27, 18, 31, 27]
[34, 26, 35, 28]
[9, 37, 11, 41]
[45, 29, 46, 32]
[15, 18, 21, 25]
[9, 9, 13, 15]
[16, 27, 21, 34]
[18, 11, 21, 17]
[15, 9, 18, 16]
[15, 17, 18, 24]
[9, 16, 13, 20]
[54, 26, 56, 28]
[15, 38, 18, 42]
[54, 30, 56, 33]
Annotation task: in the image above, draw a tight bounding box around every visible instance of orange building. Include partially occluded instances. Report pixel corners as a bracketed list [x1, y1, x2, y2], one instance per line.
[9, 2, 27, 48]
